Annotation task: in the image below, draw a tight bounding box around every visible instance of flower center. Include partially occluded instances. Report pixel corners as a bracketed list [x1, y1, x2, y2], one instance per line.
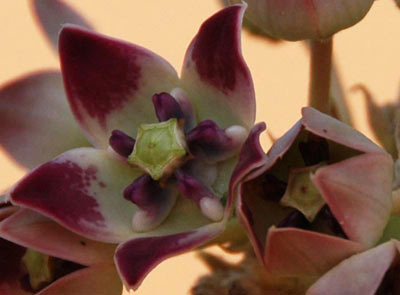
[127, 118, 188, 180]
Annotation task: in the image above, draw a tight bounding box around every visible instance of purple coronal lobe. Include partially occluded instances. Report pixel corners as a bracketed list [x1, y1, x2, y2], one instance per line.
[123, 175, 164, 211]
[109, 130, 136, 158]
[190, 5, 249, 93]
[175, 170, 217, 205]
[186, 120, 233, 159]
[115, 229, 217, 289]
[59, 25, 144, 128]
[11, 161, 105, 235]
[152, 93, 185, 122]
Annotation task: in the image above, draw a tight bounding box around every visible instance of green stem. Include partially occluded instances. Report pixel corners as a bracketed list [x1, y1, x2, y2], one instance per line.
[308, 37, 333, 115]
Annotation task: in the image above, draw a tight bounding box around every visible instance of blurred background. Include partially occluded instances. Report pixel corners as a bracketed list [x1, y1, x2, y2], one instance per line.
[0, 1, 399, 294]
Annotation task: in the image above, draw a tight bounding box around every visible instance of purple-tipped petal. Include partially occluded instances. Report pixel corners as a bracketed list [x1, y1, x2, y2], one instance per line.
[0, 71, 89, 169]
[152, 92, 185, 122]
[0, 209, 116, 266]
[123, 175, 177, 232]
[31, 0, 93, 50]
[37, 263, 122, 295]
[109, 130, 135, 158]
[181, 4, 255, 129]
[187, 120, 247, 163]
[231, 123, 268, 260]
[114, 223, 224, 290]
[59, 25, 179, 147]
[302, 107, 384, 154]
[175, 170, 224, 221]
[312, 152, 393, 247]
[9, 148, 143, 243]
[264, 227, 363, 279]
[307, 241, 397, 295]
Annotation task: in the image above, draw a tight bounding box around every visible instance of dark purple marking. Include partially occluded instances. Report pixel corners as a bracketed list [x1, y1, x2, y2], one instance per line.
[123, 175, 164, 211]
[189, 5, 249, 93]
[109, 130, 136, 158]
[298, 135, 330, 166]
[277, 210, 311, 230]
[186, 120, 233, 159]
[59, 26, 144, 128]
[152, 92, 184, 122]
[174, 169, 217, 206]
[11, 160, 105, 235]
[0, 238, 26, 288]
[115, 229, 218, 289]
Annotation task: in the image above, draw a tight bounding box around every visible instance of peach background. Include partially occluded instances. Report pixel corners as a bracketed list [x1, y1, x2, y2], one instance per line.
[0, 1, 399, 294]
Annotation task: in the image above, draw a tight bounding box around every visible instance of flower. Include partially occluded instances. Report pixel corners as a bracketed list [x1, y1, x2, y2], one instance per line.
[5, 4, 256, 291]
[231, 107, 393, 293]
[226, 0, 374, 41]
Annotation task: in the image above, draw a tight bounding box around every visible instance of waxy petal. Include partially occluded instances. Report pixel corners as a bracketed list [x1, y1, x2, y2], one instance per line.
[9, 148, 143, 243]
[0, 209, 116, 266]
[181, 4, 255, 129]
[0, 71, 89, 169]
[59, 25, 180, 147]
[302, 107, 384, 154]
[307, 241, 397, 295]
[312, 152, 393, 247]
[115, 223, 224, 290]
[37, 264, 122, 295]
[32, 0, 93, 50]
[264, 227, 363, 278]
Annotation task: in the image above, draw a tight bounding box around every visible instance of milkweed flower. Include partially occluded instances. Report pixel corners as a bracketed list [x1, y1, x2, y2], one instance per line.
[4, 4, 257, 291]
[231, 107, 393, 293]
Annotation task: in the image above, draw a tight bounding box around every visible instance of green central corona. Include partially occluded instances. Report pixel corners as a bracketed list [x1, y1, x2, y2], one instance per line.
[128, 118, 187, 180]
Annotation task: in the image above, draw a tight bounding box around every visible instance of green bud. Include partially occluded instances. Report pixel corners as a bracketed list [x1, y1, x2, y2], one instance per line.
[128, 118, 187, 180]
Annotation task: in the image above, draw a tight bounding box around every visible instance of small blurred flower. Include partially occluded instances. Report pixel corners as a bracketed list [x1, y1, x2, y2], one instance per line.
[4, 4, 257, 291]
[231, 107, 393, 293]
[226, 0, 374, 40]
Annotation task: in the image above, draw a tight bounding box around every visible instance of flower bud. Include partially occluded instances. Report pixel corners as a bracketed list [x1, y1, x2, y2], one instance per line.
[227, 0, 374, 40]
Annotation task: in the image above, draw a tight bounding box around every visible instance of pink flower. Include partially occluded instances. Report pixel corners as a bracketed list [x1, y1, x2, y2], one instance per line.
[231, 107, 393, 293]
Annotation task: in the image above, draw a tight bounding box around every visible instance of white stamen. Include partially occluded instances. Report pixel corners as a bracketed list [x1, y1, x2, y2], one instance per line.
[199, 197, 224, 221]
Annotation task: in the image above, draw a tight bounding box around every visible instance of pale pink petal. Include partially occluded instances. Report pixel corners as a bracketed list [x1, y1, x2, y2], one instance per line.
[307, 241, 397, 295]
[265, 227, 363, 278]
[181, 4, 255, 129]
[0, 71, 89, 169]
[115, 223, 224, 290]
[9, 148, 143, 243]
[302, 107, 384, 154]
[312, 152, 393, 247]
[37, 264, 122, 295]
[0, 209, 116, 265]
[59, 25, 180, 148]
[31, 0, 93, 50]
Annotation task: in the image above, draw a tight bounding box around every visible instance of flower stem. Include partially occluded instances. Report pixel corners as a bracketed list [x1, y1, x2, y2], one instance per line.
[308, 37, 333, 114]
